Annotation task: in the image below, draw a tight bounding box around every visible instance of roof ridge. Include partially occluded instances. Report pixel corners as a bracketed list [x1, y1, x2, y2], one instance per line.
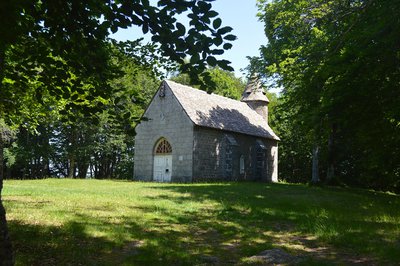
[166, 79, 246, 103]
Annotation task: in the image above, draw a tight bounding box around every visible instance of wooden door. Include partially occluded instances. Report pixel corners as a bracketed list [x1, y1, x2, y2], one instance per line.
[153, 155, 172, 182]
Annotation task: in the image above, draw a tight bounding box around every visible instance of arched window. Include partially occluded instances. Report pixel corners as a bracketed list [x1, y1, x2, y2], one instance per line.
[255, 140, 266, 180]
[240, 155, 245, 174]
[154, 138, 172, 154]
[224, 134, 238, 177]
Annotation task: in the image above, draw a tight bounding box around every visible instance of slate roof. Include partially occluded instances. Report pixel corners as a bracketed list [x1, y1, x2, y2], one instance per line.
[164, 80, 280, 140]
[241, 76, 270, 103]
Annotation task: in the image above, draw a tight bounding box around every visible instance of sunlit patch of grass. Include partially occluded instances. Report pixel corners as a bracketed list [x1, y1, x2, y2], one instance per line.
[300, 208, 340, 241]
[3, 179, 400, 265]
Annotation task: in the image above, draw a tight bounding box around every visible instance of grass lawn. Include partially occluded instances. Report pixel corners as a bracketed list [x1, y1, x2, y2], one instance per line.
[3, 179, 400, 265]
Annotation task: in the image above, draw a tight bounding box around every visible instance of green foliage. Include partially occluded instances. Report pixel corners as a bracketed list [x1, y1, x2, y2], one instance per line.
[208, 68, 245, 99]
[0, 1, 238, 180]
[171, 67, 246, 99]
[3, 144, 17, 168]
[0, 0, 238, 262]
[0, 0, 236, 90]
[272, 96, 314, 183]
[4, 179, 400, 264]
[254, 0, 400, 191]
[0, 119, 16, 143]
[4, 42, 160, 179]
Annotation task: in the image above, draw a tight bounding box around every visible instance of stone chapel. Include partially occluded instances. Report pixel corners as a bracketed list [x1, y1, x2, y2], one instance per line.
[133, 77, 279, 182]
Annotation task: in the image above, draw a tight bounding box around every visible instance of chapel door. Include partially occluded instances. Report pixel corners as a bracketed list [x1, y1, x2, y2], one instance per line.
[153, 155, 172, 182]
[153, 138, 172, 182]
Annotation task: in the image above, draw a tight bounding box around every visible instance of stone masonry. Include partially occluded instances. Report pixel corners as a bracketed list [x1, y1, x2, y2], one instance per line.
[134, 83, 194, 182]
[193, 126, 278, 182]
[134, 80, 279, 183]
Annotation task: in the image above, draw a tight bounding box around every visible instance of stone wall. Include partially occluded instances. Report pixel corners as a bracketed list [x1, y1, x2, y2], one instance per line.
[193, 127, 278, 182]
[192, 127, 226, 181]
[245, 101, 268, 123]
[134, 84, 194, 182]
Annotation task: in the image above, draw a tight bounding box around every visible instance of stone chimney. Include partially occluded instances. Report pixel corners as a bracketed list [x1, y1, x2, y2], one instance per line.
[241, 75, 270, 122]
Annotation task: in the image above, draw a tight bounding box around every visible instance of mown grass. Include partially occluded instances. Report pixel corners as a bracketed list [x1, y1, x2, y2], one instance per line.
[3, 179, 400, 265]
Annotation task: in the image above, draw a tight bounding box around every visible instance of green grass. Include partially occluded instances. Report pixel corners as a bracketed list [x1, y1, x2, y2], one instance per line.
[3, 179, 400, 265]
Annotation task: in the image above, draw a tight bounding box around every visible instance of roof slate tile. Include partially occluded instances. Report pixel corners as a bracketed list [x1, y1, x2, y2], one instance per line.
[165, 80, 280, 140]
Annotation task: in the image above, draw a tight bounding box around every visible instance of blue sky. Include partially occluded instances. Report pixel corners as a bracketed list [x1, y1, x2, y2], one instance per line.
[111, 0, 267, 79]
[211, 0, 267, 77]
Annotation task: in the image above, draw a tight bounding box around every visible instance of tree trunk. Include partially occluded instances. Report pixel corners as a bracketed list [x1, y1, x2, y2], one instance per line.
[89, 162, 93, 179]
[327, 164, 334, 182]
[0, 43, 14, 265]
[311, 145, 320, 184]
[41, 127, 51, 177]
[44, 157, 50, 177]
[77, 163, 89, 179]
[326, 123, 337, 184]
[68, 157, 76, 178]
[0, 137, 14, 265]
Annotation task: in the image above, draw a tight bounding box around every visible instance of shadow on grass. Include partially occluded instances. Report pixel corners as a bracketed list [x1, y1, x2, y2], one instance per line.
[6, 181, 400, 265]
[146, 182, 400, 264]
[10, 220, 114, 266]
[9, 215, 201, 266]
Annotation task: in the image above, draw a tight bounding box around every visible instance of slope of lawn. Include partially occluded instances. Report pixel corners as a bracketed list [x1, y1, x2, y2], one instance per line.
[3, 179, 400, 265]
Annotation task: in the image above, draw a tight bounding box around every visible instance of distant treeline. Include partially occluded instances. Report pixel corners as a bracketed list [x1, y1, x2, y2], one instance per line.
[4, 122, 134, 179]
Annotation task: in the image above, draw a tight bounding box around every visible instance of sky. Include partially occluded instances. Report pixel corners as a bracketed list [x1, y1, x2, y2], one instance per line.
[111, 0, 267, 79]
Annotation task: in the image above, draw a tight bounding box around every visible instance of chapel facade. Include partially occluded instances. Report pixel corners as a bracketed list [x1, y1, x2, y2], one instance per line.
[134, 78, 279, 182]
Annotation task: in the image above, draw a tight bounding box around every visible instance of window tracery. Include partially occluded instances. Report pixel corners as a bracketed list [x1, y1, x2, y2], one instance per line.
[155, 138, 172, 154]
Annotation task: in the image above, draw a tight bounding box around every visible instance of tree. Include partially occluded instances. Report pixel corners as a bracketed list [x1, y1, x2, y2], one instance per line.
[171, 67, 246, 99]
[0, 0, 236, 263]
[3, 41, 161, 180]
[0, 120, 15, 265]
[254, 0, 400, 189]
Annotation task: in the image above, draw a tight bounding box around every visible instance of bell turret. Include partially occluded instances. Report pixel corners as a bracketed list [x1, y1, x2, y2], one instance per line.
[241, 75, 269, 122]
